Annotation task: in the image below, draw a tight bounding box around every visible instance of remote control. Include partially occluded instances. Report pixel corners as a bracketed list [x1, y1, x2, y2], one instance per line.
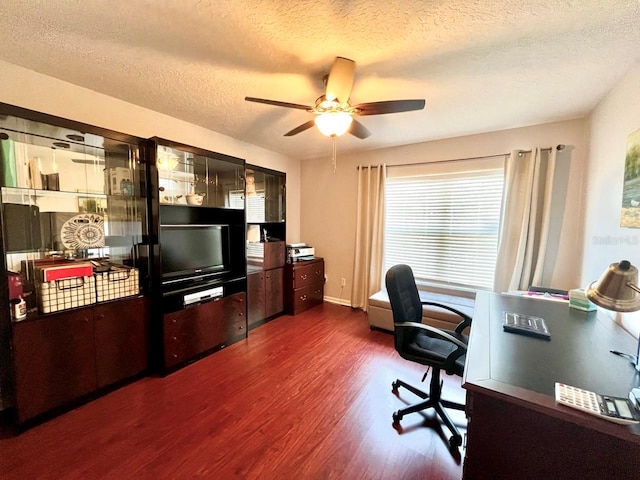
[503, 312, 550, 339]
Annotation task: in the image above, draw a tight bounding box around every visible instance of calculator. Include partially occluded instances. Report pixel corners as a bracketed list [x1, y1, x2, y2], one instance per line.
[554, 382, 640, 425]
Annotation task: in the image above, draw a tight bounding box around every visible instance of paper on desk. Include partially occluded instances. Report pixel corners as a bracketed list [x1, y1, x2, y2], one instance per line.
[504, 290, 569, 303]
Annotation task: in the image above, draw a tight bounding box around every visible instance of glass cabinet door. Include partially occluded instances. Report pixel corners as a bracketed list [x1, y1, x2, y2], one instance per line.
[155, 143, 244, 209]
[245, 167, 285, 223]
[0, 111, 148, 319]
[246, 165, 286, 244]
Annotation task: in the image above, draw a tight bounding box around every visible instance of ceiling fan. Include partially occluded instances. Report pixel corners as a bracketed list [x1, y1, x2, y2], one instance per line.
[244, 57, 426, 141]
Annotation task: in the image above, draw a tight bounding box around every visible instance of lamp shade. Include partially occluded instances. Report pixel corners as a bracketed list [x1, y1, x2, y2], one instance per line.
[314, 112, 353, 137]
[587, 260, 640, 312]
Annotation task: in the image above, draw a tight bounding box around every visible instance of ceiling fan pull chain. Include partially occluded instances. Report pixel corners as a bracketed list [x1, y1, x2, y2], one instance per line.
[332, 135, 337, 173]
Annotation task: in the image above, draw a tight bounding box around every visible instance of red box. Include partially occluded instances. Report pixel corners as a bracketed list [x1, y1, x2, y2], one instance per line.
[8, 272, 23, 300]
[37, 262, 93, 282]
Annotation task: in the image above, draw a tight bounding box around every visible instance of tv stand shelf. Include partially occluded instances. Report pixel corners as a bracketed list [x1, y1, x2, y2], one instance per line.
[162, 291, 245, 370]
[149, 140, 248, 374]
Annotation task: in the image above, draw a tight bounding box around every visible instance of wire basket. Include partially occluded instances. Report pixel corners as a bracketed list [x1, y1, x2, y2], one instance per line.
[37, 276, 97, 314]
[95, 267, 139, 302]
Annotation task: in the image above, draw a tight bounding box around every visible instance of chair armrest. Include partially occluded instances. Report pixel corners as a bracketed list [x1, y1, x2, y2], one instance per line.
[395, 321, 467, 349]
[420, 301, 472, 334]
[395, 321, 468, 374]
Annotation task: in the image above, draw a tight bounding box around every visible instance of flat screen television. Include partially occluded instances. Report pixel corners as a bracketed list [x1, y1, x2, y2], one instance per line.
[160, 224, 230, 283]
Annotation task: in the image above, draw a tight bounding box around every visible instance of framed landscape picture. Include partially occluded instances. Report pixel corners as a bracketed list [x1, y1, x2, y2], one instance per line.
[621, 127, 640, 228]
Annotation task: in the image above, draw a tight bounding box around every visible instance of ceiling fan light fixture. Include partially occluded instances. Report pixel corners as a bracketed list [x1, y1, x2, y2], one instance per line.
[314, 111, 353, 137]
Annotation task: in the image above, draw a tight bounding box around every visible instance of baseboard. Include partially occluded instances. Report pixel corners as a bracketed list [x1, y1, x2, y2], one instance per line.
[324, 296, 351, 307]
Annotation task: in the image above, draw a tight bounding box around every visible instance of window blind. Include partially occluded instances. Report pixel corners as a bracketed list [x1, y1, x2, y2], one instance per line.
[228, 189, 266, 221]
[384, 168, 504, 290]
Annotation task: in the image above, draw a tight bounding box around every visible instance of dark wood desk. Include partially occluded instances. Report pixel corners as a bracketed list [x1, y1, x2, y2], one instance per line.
[463, 292, 640, 479]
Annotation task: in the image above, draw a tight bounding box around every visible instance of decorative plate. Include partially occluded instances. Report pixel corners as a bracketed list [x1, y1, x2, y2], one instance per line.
[61, 213, 105, 249]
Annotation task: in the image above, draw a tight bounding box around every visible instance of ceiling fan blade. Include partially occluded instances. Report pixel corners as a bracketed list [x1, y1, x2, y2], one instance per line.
[284, 120, 316, 137]
[325, 57, 355, 103]
[245, 97, 312, 111]
[354, 99, 426, 116]
[348, 120, 371, 139]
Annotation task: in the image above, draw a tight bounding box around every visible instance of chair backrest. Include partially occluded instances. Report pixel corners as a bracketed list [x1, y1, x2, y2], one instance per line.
[385, 264, 423, 324]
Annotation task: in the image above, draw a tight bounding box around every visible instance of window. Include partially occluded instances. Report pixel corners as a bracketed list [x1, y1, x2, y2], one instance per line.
[228, 189, 266, 218]
[384, 158, 504, 290]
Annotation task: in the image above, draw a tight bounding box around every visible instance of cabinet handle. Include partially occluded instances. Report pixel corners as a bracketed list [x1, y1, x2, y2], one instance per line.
[238, 325, 244, 330]
[300, 294, 307, 301]
[315, 289, 321, 294]
[171, 336, 177, 342]
[239, 312, 244, 316]
[172, 354, 178, 359]
[171, 319, 177, 324]
[301, 274, 307, 280]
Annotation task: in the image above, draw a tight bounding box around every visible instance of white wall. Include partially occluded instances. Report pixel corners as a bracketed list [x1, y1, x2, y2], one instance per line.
[582, 61, 640, 338]
[582, 61, 640, 284]
[301, 118, 588, 302]
[0, 60, 301, 243]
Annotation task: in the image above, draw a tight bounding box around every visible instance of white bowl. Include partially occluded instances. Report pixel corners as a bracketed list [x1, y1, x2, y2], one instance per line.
[186, 194, 204, 206]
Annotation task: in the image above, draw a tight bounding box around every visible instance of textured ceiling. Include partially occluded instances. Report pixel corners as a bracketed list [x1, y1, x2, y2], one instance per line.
[1, 0, 639, 160]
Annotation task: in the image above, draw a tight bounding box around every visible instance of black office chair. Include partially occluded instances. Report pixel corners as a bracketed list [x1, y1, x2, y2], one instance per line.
[385, 264, 472, 448]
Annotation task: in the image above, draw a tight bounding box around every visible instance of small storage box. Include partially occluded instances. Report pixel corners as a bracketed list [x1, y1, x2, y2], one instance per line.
[105, 167, 133, 195]
[37, 276, 97, 314]
[36, 262, 94, 282]
[95, 266, 139, 302]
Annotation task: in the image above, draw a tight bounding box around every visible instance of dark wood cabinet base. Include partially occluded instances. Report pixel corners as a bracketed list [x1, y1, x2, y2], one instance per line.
[247, 241, 285, 329]
[162, 292, 246, 370]
[284, 258, 324, 315]
[11, 296, 150, 423]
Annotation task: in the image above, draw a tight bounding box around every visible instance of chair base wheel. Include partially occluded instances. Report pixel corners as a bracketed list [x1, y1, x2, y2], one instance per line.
[392, 411, 402, 424]
[449, 434, 462, 448]
[391, 381, 400, 393]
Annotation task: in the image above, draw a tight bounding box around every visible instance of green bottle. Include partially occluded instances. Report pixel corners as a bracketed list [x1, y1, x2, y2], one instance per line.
[1, 138, 18, 187]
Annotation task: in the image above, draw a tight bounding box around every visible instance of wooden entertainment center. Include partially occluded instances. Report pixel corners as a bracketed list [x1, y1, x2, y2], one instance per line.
[0, 104, 298, 425]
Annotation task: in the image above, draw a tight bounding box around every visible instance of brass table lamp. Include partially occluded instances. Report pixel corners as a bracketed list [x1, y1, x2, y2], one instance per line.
[587, 260, 640, 371]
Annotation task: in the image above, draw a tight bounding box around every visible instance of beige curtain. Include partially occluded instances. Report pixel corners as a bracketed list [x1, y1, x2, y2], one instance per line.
[494, 148, 557, 292]
[351, 164, 386, 310]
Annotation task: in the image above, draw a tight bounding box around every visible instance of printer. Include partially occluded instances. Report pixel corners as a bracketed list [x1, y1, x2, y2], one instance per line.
[287, 243, 315, 262]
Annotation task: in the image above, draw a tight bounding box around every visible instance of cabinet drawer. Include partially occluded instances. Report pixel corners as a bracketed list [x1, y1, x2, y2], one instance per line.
[222, 292, 247, 341]
[292, 262, 324, 289]
[291, 284, 324, 315]
[163, 299, 225, 368]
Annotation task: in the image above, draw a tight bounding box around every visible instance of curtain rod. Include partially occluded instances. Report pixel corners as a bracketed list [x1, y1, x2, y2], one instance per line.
[356, 144, 566, 169]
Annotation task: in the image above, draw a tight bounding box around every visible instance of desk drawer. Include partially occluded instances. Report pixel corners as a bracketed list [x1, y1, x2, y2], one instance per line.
[292, 262, 324, 289]
[291, 284, 324, 315]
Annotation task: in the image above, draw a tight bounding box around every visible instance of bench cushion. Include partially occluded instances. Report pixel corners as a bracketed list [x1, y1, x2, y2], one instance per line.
[368, 289, 475, 332]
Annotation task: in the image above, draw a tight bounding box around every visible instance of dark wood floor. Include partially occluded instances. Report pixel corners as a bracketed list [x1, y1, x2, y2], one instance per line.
[0, 303, 466, 479]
